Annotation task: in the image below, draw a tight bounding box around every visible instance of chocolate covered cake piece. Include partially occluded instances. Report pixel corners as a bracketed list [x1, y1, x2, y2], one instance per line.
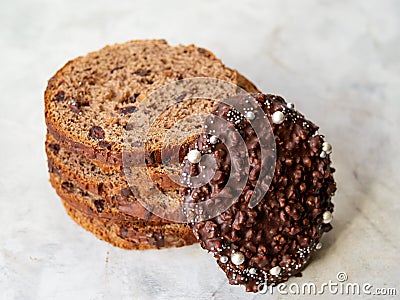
[181, 94, 336, 292]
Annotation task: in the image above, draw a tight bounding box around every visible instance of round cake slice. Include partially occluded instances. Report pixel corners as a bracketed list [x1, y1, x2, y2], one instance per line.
[44, 39, 259, 166]
[181, 93, 336, 292]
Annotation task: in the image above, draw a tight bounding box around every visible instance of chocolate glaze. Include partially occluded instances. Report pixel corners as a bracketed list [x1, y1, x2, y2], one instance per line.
[181, 94, 336, 293]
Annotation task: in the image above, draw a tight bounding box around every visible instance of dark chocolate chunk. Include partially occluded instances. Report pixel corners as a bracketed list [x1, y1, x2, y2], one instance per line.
[68, 97, 89, 114]
[89, 126, 105, 140]
[47, 160, 60, 175]
[119, 106, 138, 115]
[134, 69, 151, 77]
[48, 143, 60, 155]
[61, 181, 74, 194]
[99, 140, 114, 150]
[197, 48, 209, 56]
[153, 232, 165, 248]
[94, 199, 105, 213]
[68, 102, 81, 114]
[54, 91, 65, 102]
[130, 93, 140, 103]
[110, 66, 124, 73]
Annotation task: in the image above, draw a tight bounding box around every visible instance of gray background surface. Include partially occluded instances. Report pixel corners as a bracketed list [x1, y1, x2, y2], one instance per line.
[0, 0, 399, 299]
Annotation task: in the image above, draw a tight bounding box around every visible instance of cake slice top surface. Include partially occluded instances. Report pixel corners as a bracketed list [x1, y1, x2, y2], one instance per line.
[45, 40, 258, 165]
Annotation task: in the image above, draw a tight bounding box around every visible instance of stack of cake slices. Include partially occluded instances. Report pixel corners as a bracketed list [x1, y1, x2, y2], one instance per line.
[44, 40, 259, 250]
[45, 39, 337, 292]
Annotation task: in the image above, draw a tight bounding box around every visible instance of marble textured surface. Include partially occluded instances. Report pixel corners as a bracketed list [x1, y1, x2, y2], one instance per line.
[0, 0, 399, 299]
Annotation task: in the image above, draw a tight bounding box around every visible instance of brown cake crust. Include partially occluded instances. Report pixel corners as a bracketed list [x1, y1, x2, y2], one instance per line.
[48, 170, 169, 224]
[50, 171, 196, 249]
[46, 132, 180, 195]
[61, 198, 197, 250]
[46, 132, 190, 223]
